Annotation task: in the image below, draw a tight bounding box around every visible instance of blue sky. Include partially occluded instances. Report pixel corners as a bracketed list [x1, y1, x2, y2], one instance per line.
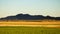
[0, 0, 60, 18]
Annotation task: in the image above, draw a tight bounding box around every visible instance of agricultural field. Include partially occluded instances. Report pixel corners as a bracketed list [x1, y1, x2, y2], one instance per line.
[0, 20, 60, 27]
[0, 26, 60, 34]
[0, 20, 60, 34]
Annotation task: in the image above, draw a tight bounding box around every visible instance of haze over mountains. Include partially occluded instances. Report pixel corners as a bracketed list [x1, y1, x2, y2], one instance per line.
[0, 14, 60, 20]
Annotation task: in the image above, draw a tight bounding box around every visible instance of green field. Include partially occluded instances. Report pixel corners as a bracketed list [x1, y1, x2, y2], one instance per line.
[0, 26, 60, 34]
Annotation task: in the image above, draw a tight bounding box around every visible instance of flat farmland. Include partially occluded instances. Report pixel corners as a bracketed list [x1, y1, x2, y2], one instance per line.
[0, 20, 60, 34]
[0, 26, 60, 34]
[0, 20, 60, 27]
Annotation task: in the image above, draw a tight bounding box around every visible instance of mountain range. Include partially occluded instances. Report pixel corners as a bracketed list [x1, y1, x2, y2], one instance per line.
[0, 14, 60, 20]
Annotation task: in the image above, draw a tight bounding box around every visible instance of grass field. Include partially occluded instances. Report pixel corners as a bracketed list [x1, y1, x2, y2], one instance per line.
[0, 21, 60, 27]
[0, 20, 60, 34]
[0, 26, 60, 34]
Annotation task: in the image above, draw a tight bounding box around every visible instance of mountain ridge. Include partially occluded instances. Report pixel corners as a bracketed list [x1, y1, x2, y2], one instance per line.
[0, 14, 60, 20]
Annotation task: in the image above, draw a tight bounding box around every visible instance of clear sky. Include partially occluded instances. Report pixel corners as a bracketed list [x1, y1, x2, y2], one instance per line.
[0, 0, 60, 18]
